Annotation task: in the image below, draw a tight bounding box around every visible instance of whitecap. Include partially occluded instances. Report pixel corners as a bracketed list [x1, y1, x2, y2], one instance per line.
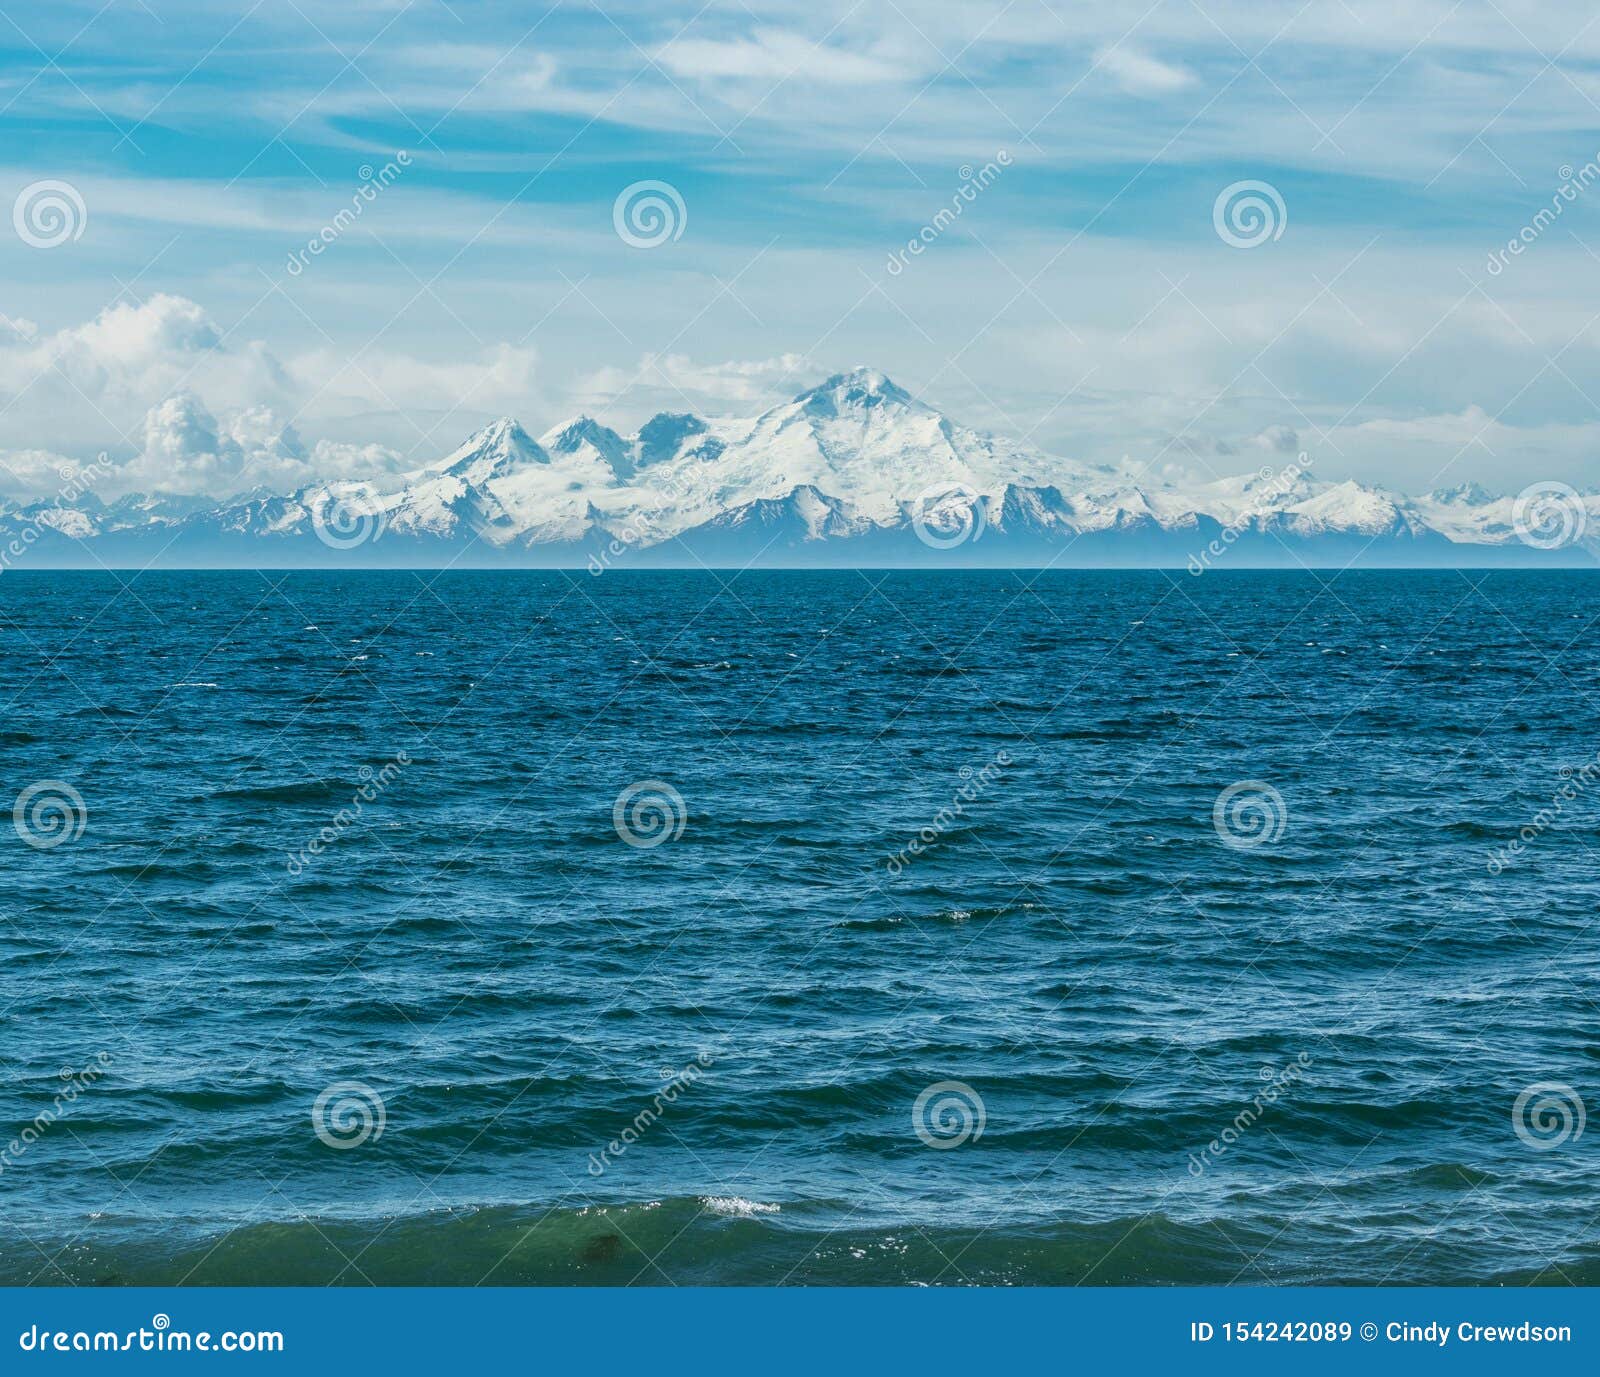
[701, 1196, 779, 1218]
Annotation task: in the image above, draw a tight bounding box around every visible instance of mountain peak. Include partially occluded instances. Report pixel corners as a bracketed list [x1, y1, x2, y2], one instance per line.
[637, 412, 708, 468]
[795, 367, 915, 416]
[539, 414, 634, 480]
[438, 416, 550, 480]
[543, 414, 622, 451]
[838, 365, 898, 390]
[479, 416, 530, 443]
[461, 416, 542, 455]
[1428, 481, 1497, 507]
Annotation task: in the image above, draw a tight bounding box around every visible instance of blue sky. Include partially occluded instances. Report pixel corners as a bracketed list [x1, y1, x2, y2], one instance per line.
[4, 0, 1600, 496]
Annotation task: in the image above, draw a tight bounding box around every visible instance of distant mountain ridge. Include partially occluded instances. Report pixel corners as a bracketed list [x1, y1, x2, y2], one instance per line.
[3, 368, 1596, 568]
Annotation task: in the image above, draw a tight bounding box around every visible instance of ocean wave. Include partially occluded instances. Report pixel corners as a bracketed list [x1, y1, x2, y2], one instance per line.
[7, 1195, 1587, 1287]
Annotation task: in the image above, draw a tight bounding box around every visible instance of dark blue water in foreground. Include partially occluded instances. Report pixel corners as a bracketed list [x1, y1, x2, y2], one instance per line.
[0, 569, 1596, 1286]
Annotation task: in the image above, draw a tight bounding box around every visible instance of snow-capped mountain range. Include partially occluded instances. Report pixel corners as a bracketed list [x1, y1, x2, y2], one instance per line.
[4, 368, 1596, 568]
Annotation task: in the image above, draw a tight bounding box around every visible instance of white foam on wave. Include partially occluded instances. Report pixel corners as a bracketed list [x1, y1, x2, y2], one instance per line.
[701, 1196, 780, 1219]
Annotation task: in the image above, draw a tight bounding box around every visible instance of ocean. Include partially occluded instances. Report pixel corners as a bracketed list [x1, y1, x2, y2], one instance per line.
[1, 568, 1595, 1286]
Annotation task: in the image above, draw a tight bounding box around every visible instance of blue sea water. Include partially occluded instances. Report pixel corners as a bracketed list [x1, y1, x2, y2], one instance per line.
[0, 568, 1596, 1286]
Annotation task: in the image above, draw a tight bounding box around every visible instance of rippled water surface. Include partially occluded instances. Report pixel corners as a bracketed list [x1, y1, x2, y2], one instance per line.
[1, 569, 1596, 1285]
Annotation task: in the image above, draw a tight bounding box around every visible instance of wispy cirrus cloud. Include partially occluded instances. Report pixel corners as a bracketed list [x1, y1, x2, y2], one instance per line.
[1095, 45, 1197, 96]
[655, 28, 914, 85]
[4, 0, 1600, 498]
